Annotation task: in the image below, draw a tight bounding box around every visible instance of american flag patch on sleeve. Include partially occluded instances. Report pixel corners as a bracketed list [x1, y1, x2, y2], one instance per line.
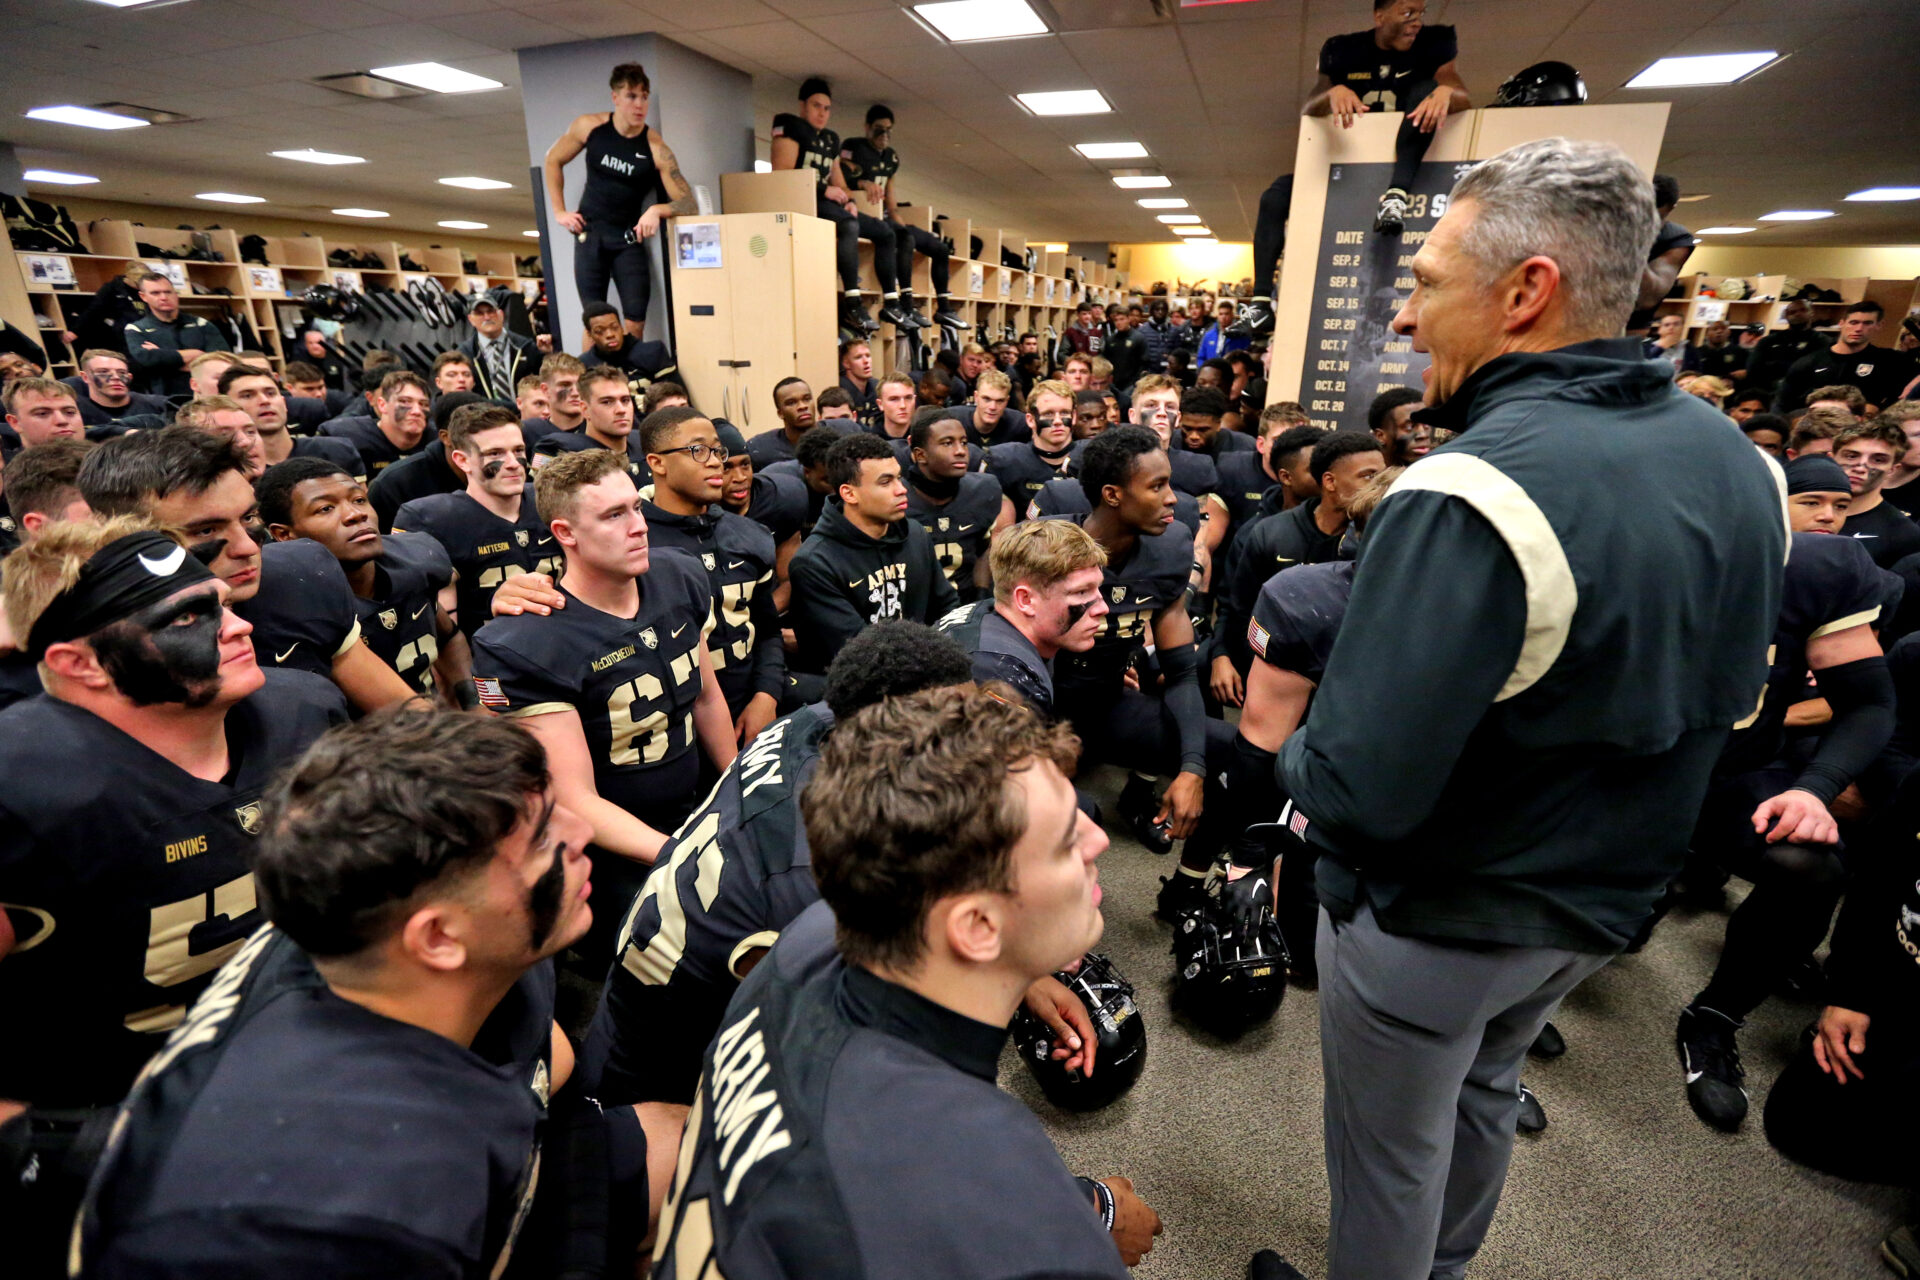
[474, 678, 508, 709]
[1248, 619, 1270, 659]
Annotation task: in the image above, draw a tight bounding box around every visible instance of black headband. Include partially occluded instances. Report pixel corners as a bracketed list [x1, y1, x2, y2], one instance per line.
[25, 531, 218, 661]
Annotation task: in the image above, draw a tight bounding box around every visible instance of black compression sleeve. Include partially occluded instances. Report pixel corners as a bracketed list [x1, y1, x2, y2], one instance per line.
[1792, 655, 1895, 806]
[1158, 639, 1208, 774]
[1227, 735, 1285, 870]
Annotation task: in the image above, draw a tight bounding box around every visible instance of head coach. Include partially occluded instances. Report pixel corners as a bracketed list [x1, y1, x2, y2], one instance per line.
[1252, 138, 1788, 1280]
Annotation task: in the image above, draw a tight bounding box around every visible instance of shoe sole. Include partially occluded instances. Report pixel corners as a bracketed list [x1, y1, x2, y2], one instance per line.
[1883, 1241, 1915, 1278]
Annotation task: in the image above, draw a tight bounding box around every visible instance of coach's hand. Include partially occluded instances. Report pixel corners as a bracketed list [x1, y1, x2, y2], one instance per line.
[491, 572, 567, 618]
[1158, 772, 1204, 840]
[1102, 1176, 1164, 1266]
[1751, 788, 1839, 845]
[1023, 975, 1095, 1076]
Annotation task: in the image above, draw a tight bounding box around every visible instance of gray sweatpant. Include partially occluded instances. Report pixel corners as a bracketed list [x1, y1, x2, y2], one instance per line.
[1317, 903, 1611, 1280]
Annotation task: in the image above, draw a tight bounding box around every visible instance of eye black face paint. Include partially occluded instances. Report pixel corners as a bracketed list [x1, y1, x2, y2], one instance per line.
[1064, 598, 1094, 629]
[91, 591, 223, 707]
[526, 834, 570, 950]
[481, 457, 511, 480]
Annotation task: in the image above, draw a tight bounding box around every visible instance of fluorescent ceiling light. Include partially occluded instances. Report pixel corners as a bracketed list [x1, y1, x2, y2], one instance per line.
[1016, 90, 1110, 116]
[370, 63, 503, 94]
[1112, 174, 1171, 189]
[1158, 214, 1201, 224]
[1695, 226, 1757, 234]
[275, 148, 364, 165]
[87, 0, 168, 6]
[753, 159, 772, 173]
[439, 220, 488, 230]
[1625, 52, 1779, 88]
[912, 0, 1048, 43]
[25, 104, 149, 130]
[197, 191, 264, 203]
[1171, 225, 1212, 236]
[24, 169, 99, 185]
[1846, 187, 1920, 202]
[439, 176, 510, 190]
[1137, 198, 1188, 209]
[332, 207, 389, 218]
[1075, 141, 1149, 160]
[1758, 209, 1833, 221]
[523, 229, 541, 238]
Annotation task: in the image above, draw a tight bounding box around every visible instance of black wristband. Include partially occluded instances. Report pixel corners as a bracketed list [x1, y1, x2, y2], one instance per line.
[1082, 1176, 1117, 1231]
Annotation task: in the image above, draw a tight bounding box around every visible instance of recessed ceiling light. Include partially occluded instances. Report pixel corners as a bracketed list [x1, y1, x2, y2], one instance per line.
[275, 148, 365, 165]
[1137, 198, 1188, 209]
[439, 220, 488, 230]
[1015, 90, 1110, 116]
[369, 63, 504, 94]
[439, 176, 511, 191]
[1158, 214, 1201, 224]
[1845, 187, 1920, 202]
[25, 104, 149, 130]
[1171, 225, 1213, 236]
[332, 208, 389, 218]
[523, 229, 541, 238]
[1075, 141, 1149, 160]
[1695, 226, 1757, 234]
[911, 0, 1048, 43]
[1758, 210, 1834, 221]
[1112, 174, 1171, 189]
[1625, 52, 1780, 88]
[197, 191, 265, 203]
[753, 159, 772, 173]
[25, 169, 99, 185]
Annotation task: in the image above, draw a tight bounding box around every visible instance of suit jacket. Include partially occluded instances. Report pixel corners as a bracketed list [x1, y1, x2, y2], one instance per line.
[460, 331, 537, 404]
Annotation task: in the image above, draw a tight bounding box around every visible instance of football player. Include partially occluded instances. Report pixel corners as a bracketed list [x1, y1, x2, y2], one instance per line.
[533, 365, 647, 482]
[787, 432, 960, 686]
[391, 405, 562, 642]
[470, 449, 737, 967]
[986, 379, 1079, 515]
[216, 365, 365, 479]
[638, 406, 784, 744]
[74, 708, 676, 1278]
[258, 457, 469, 703]
[718, 424, 807, 611]
[904, 412, 1013, 600]
[78, 428, 418, 712]
[318, 369, 430, 474]
[0, 519, 344, 1268]
[652, 685, 1161, 1279]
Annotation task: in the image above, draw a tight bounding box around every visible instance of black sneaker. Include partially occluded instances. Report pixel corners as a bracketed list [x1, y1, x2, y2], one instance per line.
[839, 298, 878, 336]
[1248, 1249, 1311, 1280]
[1529, 1020, 1566, 1059]
[897, 292, 932, 329]
[935, 301, 971, 331]
[1676, 1005, 1748, 1131]
[1516, 1083, 1547, 1134]
[1227, 297, 1274, 338]
[1117, 777, 1173, 855]
[1374, 188, 1409, 235]
[1155, 872, 1209, 923]
[879, 299, 915, 329]
[1882, 1224, 1919, 1277]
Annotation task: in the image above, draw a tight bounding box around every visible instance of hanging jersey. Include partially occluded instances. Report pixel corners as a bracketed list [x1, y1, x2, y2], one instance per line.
[391, 488, 562, 642]
[578, 117, 664, 226]
[1318, 24, 1458, 112]
[1248, 561, 1357, 685]
[75, 929, 554, 1277]
[905, 471, 1003, 599]
[237, 539, 363, 680]
[1056, 517, 1194, 700]
[771, 114, 840, 194]
[351, 532, 454, 696]
[0, 673, 346, 1106]
[470, 551, 714, 821]
[641, 502, 783, 716]
[598, 705, 835, 1104]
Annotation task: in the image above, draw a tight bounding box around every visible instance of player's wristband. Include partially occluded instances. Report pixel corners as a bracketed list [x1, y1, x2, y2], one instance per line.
[1078, 1176, 1117, 1231]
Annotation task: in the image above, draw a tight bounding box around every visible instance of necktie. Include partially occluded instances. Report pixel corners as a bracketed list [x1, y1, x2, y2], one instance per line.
[486, 339, 510, 397]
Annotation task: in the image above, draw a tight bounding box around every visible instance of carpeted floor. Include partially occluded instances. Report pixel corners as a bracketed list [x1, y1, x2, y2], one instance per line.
[1005, 768, 1912, 1280]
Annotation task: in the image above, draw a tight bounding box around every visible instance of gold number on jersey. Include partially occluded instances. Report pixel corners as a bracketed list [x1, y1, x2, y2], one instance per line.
[393, 634, 440, 693]
[653, 1088, 728, 1279]
[619, 809, 724, 982]
[934, 541, 965, 585]
[1107, 608, 1150, 640]
[128, 873, 258, 1033]
[606, 648, 699, 765]
[717, 581, 755, 664]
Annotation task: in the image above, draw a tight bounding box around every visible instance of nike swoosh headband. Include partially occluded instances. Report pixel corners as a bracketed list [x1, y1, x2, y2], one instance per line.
[25, 530, 219, 661]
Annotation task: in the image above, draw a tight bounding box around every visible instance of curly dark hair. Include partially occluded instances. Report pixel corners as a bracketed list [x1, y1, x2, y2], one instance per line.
[822, 620, 974, 722]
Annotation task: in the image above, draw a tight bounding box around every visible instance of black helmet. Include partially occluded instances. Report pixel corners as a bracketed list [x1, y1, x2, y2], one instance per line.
[1009, 951, 1147, 1111]
[301, 283, 361, 323]
[1493, 61, 1588, 108]
[1169, 891, 1287, 1035]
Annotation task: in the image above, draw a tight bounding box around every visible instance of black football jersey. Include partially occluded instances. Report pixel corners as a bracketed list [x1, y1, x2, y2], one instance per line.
[763, 460, 828, 535]
[598, 704, 833, 1104]
[533, 430, 651, 485]
[237, 538, 362, 679]
[1215, 451, 1283, 546]
[0, 672, 346, 1106]
[1055, 517, 1195, 699]
[351, 532, 454, 696]
[642, 502, 783, 717]
[1167, 447, 1221, 499]
[986, 441, 1073, 512]
[1217, 500, 1348, 674]
[1720, 531, 1886, 776]
[1026, 475, 1203, 532]
[76, 929, 554, 1278]
[651, 902, 1128, 1280]
[949, 405, 1032, 448]
[1318, 24, 1458, 110]
[838, 138, 899, 200]
[1249, 561, 1356, 685]
[905, 471, 1003, 599]
[935, 601, 1054, 716]
[319, 415, 416, 473]
[391, 488, 562, 641]
[771, 113, 840, 193]
[471, 550, 713, 823]
[289, 434, 367, 484]
[741, 469, 810, 544]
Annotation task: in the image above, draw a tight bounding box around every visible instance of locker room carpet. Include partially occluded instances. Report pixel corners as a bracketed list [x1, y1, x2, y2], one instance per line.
[1009, 767, 1911, 1280]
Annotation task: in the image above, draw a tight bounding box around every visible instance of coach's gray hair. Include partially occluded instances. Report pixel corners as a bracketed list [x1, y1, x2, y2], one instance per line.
[1448, 137, 1659, 338]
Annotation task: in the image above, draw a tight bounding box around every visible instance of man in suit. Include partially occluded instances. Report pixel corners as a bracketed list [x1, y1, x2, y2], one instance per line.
[459, 295, 536, 406]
